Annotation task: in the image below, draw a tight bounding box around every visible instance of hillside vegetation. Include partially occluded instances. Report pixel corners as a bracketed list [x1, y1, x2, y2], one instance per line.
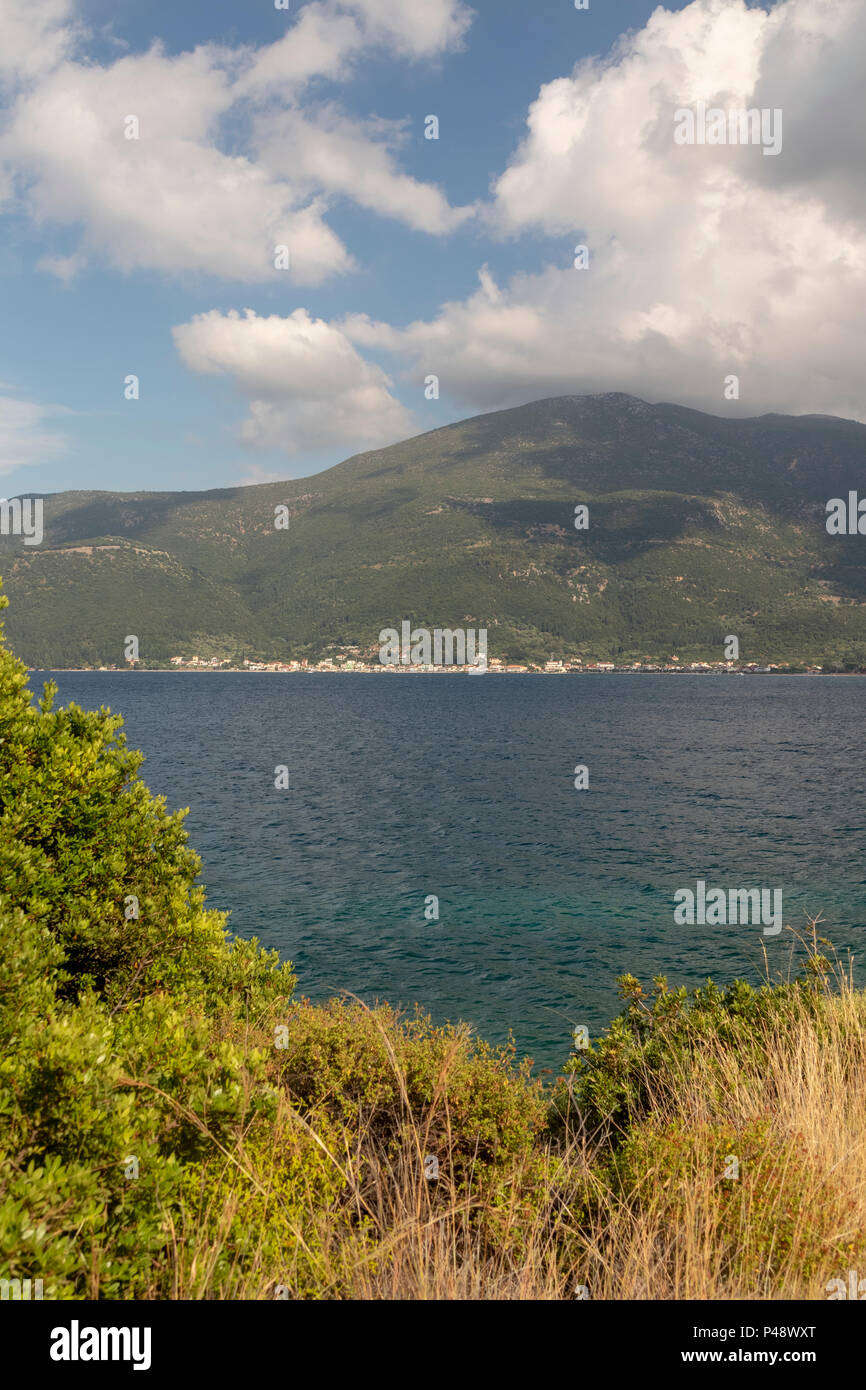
[3, 393, 866, 667]
[1, 583, 865, 1299]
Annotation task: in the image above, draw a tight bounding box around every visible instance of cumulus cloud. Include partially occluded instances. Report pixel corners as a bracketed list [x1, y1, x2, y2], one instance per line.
[750, 0, 866, 221]
[233, 7, 363, 96]
[0, 393, 70, 475]
[338, 0, 472, 57]
[1, 45, 355, 284]
[0, 0, 473, 283]
[237, 0, 471, 96]
[348, 0, 866, 422]
[252, 105, 473, 235]
[173, 308, 414, 455]
[0, 0, 79, 86]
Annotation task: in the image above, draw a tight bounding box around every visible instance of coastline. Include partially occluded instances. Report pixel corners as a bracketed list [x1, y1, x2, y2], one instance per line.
[29, 665, 854, 676]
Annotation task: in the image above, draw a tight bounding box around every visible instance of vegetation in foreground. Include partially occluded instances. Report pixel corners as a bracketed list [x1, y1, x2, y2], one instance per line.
[1, 583, 864, 1300]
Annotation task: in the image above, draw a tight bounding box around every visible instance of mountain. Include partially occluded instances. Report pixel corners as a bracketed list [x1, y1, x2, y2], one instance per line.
[2, 392, 866, 667]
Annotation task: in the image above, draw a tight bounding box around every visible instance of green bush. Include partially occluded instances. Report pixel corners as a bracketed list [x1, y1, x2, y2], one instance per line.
[0, 899, 288, 1297]
[0, 583, 296, 1296]
[551, 971, 826, 1140]
[271, 998, 548, 1228]
[0, 583, 294, 1015]
[175, 1111, 357, 1300]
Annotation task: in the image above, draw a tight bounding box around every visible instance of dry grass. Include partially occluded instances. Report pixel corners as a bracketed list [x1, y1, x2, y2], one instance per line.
[576, 986, 866, 1299]
[164, 930, 866, 1300]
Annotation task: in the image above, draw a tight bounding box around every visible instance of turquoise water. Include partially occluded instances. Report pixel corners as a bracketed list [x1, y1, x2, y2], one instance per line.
[34, 672, 866, 1068]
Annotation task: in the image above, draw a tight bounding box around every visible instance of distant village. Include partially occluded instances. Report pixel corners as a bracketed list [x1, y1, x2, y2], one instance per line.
[171, 659, 820, 674]
[86, 645, 828, 675]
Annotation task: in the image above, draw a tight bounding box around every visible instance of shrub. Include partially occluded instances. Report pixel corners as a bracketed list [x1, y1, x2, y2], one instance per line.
[0, 583, 294, 1015]
[551, 971, 826, 1140]
[269, 998, 548, 1242]
[0, 583, 295, 1296]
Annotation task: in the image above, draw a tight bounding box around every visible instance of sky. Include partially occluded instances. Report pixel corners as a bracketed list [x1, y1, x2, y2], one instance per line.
[0, 0, 864, 495]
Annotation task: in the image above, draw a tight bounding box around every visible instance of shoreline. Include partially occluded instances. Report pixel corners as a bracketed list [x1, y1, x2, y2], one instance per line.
[28, 666, 859, 676]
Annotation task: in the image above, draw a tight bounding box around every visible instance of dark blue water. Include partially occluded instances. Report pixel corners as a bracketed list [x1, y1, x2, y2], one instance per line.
[31, 673, 866, 1068]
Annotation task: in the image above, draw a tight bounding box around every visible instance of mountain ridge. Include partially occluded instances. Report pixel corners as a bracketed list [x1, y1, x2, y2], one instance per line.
[2, 392, 865, 668]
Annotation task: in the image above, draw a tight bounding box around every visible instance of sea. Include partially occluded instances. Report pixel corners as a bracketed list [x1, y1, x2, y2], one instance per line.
[31, 671, 866, 1070]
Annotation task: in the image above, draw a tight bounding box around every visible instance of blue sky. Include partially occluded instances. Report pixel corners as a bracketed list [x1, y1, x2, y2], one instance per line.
[1, 0, 863, 495]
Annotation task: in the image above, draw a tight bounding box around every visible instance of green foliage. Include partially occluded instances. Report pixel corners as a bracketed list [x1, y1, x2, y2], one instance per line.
[0, 584, 296, 1295]
[0, 584, 294, 1014]
[0, 898, 288, 1297]
[174, 1115, 352, 1300]
[272, 998, 546, 1203]
[551, 971, 825, 1140]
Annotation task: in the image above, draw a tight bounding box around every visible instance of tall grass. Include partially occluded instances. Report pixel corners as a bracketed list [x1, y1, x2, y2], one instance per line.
[161, 926, 866, 1300]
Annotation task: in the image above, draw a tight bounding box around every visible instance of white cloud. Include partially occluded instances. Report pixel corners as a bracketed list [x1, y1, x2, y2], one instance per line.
[232, 6, 363, 97]
[234, 462, 286, 487]
[349, 0, 866, 422]
[0, 393, 70, 475]
[338, 0, 472, 57]
[0, 0, 473, 283]
[3, 45, 352, 285]
[35, 250, 87, 283]
[253, 104, 474, 234]
[173, 308, 414, 455]
[749, 0, 866, 221]
[0, 0, 79, 86]
[237, 0, 471, 95]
